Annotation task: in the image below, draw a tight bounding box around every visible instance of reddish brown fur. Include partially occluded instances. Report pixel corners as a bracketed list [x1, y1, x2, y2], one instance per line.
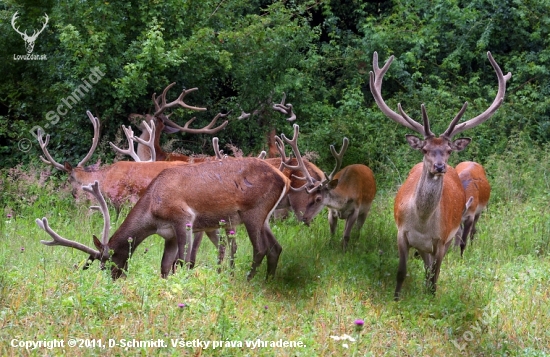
[59, 158, 290, 280]
[454, 161, 491, 256]
[302, 164, 376, 249]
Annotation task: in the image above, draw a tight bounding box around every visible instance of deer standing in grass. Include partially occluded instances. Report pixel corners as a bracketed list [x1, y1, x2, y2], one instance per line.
[282, 134, 376, 249]
[454, 161, 491, 257]
[370, 51, 510, 299]
[37, 156, 291, 280]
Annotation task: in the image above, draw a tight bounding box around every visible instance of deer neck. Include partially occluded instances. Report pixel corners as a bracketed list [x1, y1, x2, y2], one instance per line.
[414, 163, 444, 221]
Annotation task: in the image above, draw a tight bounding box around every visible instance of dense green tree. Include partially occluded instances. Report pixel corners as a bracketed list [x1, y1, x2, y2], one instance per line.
[1, 0, 548, 189]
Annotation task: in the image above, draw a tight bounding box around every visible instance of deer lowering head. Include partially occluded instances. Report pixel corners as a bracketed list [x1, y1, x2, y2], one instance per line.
[369, 51, 510, 299]
[11, 11, 48, 54]
[37, 158, 291, 280]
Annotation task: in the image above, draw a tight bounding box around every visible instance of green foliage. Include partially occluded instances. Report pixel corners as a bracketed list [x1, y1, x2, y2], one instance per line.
[0, 0, 548, 176]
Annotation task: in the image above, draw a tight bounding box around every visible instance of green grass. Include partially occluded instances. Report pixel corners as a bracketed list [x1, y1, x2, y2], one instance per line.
[1, 149, 550, 356]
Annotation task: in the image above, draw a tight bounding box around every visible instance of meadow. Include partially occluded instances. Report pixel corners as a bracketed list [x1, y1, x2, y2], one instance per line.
[1, 139, 549, 356]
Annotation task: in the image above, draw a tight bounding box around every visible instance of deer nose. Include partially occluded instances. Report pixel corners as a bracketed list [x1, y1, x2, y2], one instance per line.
[434, 163, 446, 173]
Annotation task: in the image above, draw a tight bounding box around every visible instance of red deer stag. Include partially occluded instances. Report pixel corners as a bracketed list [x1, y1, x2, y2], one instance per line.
[132, 83, 228, 162]
[290, 137, 377, 250]
[454, 161, 491, 257]
[36, 157, 291, 280]
[38, 111, 187, 214]
[370, 51, 510, 299]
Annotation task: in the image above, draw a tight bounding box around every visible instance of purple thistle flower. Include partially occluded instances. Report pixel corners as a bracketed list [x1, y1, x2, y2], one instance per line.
[7, 214, 12, 219]
[186, 223, 192, 230]
[20, 247, 25, 252]
[229, 230, 235, 236]
[144, 248, 149, 254]
[178, 303, 186, 308]
[354, 319, 364, 331]
[127, 237, 133, 243]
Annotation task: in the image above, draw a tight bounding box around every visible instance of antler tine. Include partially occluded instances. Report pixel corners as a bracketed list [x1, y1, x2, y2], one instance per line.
[162, 112, 229, 135]
[153, 83, 206, 116]
[257, 151, 266, 159]
[37, 129, 67, 172]
[109, 125, 141, 161]
[272, 92, 297, 121]
[274, 136, 292, 171]
[212, 137, 226, 159]
[280, 124, 320, 192]
[83, 181, 111, 245]
[36, 217, 100, 257]
[419, 104, 435, 139]
[77, 111, 101, 167]
[370, 52, 425, 135]
[442, 51, 511, 138]
[327, 137, 349, 181]
[130, 120, 156, 161]
[441, 102, 468, 140]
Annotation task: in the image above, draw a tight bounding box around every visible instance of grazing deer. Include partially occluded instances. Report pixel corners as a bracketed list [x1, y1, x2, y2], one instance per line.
[37, 156, 291, 280]
[294, 137, 376, 250]
[131, 83, 228, 161]
[454, 161, 491, 256]
[370, 51, 510, 299]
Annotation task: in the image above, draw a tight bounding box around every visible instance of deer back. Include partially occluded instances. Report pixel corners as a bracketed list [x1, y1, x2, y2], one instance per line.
[456, 161, 491, 216]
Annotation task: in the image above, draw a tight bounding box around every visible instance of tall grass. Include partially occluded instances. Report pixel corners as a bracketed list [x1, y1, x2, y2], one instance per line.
[1, 140, 549, 356]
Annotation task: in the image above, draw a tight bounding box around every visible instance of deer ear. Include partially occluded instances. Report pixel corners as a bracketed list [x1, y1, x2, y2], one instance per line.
[327, 179, 339, 190]
[405, 135, 424, 150]
[63, 161, 73, 172]
[92, 235, 103, 250]
[451, 137, 471, 152]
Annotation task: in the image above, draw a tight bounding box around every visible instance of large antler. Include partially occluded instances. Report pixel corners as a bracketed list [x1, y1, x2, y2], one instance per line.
[278, 124, 321, 192]
[109, 120, 156, 161]
[36, 181, 110, 258]
[153, 83, 228, 134]
[370, 51, 511, 139]
[326, 137, 349, 181]
[441, 52, 511, 139]
[163, 112, 229, 135]
[272, 92, 296, 122]
[38, 110, 100, 171]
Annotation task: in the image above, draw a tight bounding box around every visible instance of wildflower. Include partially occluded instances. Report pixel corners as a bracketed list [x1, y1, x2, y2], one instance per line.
[7, 214, 12, 219]
[127, 237, 133, 243]
[186, 223, 192, 231]
[20, 247, 25, 253]
[219, 219, 226, 227]
[178, 303, 187, 308]
[229, 230, 235, 236]
[354, 319, 365, 331]
[144, 248, 149, 254]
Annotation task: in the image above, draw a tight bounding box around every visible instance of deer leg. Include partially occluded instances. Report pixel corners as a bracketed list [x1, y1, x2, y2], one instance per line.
[188, 231, 205, 269]
[460, 216, 474, 257]
[262, 222, 282, 280]
[242, 219, 266, 281]
[341, 211, 359, 251]
[471, 213, 481, 241]
[394, 232, 409, 301]
[328, 209, 338, 236]
[161, 238, 179, 278]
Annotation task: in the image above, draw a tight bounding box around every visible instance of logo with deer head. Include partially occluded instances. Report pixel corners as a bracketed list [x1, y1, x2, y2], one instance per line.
[11, 11, 49, 54]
